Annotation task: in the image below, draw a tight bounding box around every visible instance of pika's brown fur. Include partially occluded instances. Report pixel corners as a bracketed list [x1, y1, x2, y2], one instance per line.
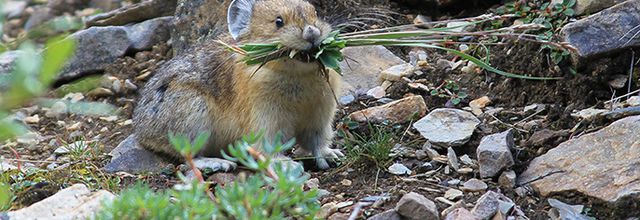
[132, 0, 342, 169]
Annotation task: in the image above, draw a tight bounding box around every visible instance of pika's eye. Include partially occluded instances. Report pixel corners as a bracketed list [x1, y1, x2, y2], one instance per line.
[275, 16, 284, 28]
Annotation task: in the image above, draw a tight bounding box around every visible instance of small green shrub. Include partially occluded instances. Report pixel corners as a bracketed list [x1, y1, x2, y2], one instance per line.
[342, 124, 396, 169]
[96, 132, 320, 220]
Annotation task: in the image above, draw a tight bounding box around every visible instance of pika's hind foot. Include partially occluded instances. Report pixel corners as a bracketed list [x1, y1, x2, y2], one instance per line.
[314, 147, 344, 170]
[192, 157, 237, 172]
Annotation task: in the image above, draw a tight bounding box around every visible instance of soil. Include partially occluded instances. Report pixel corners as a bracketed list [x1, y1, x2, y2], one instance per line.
[2, 0, 639, 219]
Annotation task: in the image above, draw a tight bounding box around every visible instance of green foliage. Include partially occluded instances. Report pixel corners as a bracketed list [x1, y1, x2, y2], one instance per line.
[495, 0, 576, 64]
[342, 124, 396, 168]
[97, 132, 320, 220]
[430, 80, 468, 106]
[0, 182, 13, 211]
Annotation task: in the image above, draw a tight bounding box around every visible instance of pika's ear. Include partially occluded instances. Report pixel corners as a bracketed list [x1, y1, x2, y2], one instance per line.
[227, 0, 256, 40]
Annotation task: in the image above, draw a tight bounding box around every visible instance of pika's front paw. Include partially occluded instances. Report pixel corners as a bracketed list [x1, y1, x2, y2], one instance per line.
[314, 147, 344, 170]
[192, 157, 237, 172]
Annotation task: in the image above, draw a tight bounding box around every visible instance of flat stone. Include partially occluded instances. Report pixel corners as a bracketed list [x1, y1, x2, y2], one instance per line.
[380, 63, 414, 82]
[388, 163, 412, 175]
[58, 26, 131, 82]
[562, 0, 640, 62]
[462, 178, 487, 192]
[366, 86, 386, 99]
[444, 189, 464, 201]
[518, 116, 640, 213]
[126, 16, 174, 51]
[476, 130, 515, 178]
[86, 0, 177, 27]
[413, 108, 480, 147]
[395, 192, 439, 220]
[339, 46, 407, 94]
[7, 184, 115, 219]
[471, 191, 500, 220]
[104, 134, 169, 173]
[348, 95, 427, 123]
[369, 209, 402, 220]
[445, 208, 479, 220]
[447, 147, 460, 171]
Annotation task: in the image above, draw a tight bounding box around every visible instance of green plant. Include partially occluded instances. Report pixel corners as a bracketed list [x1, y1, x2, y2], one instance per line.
[495, 0, 576, 65]
[430, 80, 468, 106]
[97, 132, 320, 220]
[219, 14, 568, 80]
[342, 124, 396, 168]
[0, 182, 12, 211]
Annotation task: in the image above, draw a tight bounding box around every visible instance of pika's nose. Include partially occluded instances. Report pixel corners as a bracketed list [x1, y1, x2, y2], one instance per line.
[302, 25, 321, 45]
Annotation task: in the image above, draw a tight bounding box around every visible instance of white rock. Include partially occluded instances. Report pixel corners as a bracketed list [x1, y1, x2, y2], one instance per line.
[413, 108, 480, 146]
[24, 114, 40, 124]
[380, 63, 414, 82]
[627, 96, 640, 106]
[388, 163, 412, 175]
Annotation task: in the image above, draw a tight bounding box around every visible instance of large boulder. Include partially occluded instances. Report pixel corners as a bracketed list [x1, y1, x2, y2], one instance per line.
[562, 0, 640, 63]
[518, 115, 640, 216]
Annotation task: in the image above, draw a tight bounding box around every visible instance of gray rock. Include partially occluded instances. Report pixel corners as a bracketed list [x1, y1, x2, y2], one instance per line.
[552, 0, 627, 15]
[104, 134, 169, 173]
[395, 192, 439, 220]
[547, 198, 592, 220]
[476, 130, 515, 178]
[444, 188, 464, 201]
[498, 170, 516, 188]
[338, 94, 355, 105]
[171, 0, 229, 55]
[518, 115, 640, 214]
[413, 108, 480, 146]
[471, 191, 500, 220]
[388, 163, 412, 175]
[24, 6, 54, 30]
[462, 178, 487, 192]
[339, 46, 406, 95]
[628, 96, 640, 106]
[0, 51, 22, 90]
[3, 0, 27, 18]
[562, 0, 640, 62]
[447, 147, 460, 171]
[7, 184, 115, 219]
[445, 208, 479, 220]
[369, 209, 402, 220]
[86, 0, 177, 27]
[58, 26, 130, 82]
[126, 16, 174, 51]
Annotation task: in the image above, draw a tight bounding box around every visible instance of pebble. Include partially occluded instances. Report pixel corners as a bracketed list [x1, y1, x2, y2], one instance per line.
[380, 63, 415, 82]
[413, 108, 480, 146]
[471, 191, 500, 220]
[100, 115, 118, 122]
[118, 119, 133, 126]
[388, 163, 412, 175]
[46, 101, 68, 118]
[447, 179, 461, 186]
[340, 179, 352, 186]
[498, 170, 517, 188]
[444, 188, 464, 201]
[306, 178, 320, 189]
[338, 94, 355, 105]
[395, 192, 439, 220]
[459, 154, 474, 166]
[24, 115, 40, 124]
[628, 96, 640, 106]
[457, 167, 473, 174]
[317, 202, 339, 219]
[63, 93, 84, 103]
[477, 130, 515, 178]
[366, 86, 386, 99]
[415, 150, 427, 160]
[67, 122, 82, 131]
[124, 79, 138, 91]
[16, 132, 41, 146]
[447, 147, 460, 171]
[87, 87, 115, 97]
[462, 178, 488, 192]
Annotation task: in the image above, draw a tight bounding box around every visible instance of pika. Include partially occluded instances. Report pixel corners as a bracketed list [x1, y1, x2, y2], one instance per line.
[131, 0, 343, 170]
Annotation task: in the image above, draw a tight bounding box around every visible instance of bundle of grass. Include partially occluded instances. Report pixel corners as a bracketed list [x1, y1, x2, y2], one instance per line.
[218, 14, 575, 80]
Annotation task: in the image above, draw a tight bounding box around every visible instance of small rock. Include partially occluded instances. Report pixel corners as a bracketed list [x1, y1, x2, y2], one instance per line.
[338, 94, 355, 105]
[457, 167, 473, 174]
[448, 179, 461, 186]
[444, 189, 464, 201]
[1, 160, 17, 172]
[99, 115, 118, 122]
[413, 15, 432, 28]
[469, 96, 491, 111]
[54, 141, 89, 155]
[126, 16, 174, 51]
[124, 79, 138, 91]
[317, 189, 331, 200]
[366, 86, 386, 99]
[388, 163, 412, 175]
[471, 191, 500, 220]
[413, 108, 481, 146]
[380, 63, 415, 82]
[547, 198, 591, 220]
[63, 93, 85, 103]
[24, 115, 40, 124]
[7, 184, 115, 219]
[306, 178, 320, 189]
[462, 178, 487, 192]
[87, 88, 115, 97]
[415, 150, 428, 160]
[349, 95, 427, 123]
[104, 135, 169, 173]
[16, 132, 41, 146]
[340, 179, 352, 186]
[117, 119, 133, 126]
[46, 101, 68, 118]
[395, 192, 439, 220]
[66, 122, 82, 131]
[459, 154, 474, 166]
[571, 108, 609, 120]
[608, 74, 629, 89]
[422, 142, 440, 159]
[445, 208, 479, 220]
[369, 209, 402, 220]
[476, 130, 515, 178]
[381, 80, 393, 90]
[447, 147, 460, 171]
[317, 202, 339, 219]
[627, 96, 640, 106]
[498, 170, 516, 188]
[446, 21, 474, 32]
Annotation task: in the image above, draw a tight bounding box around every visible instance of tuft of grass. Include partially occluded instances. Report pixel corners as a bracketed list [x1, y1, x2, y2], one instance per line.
[342, 124, 396, 169]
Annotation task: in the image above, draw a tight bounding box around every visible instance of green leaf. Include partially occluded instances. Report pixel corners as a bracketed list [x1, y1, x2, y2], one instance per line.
[40, 36, 75, 85]
[451, 98, 461, 105]
[430, 90, 438, 96]
[563, 8, 575, 16]
[457, 91, 468, 99]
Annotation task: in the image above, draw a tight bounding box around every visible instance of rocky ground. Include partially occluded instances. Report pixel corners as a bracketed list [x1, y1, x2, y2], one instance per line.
[1, 0, 640, 219]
